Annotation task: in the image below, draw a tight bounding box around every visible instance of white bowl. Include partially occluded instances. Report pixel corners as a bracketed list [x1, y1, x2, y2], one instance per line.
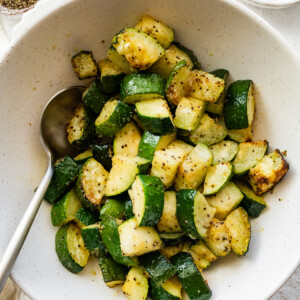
[0, 0, 300, 299]
[242, 0, 300, 8]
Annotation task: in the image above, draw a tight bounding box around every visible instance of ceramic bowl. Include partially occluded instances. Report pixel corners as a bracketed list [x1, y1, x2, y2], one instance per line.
[0, 0, 300, 299]
[242, 0, 300, 8]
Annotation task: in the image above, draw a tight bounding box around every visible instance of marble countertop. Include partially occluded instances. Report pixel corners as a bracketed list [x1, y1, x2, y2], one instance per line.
[0, 1, 299, 299]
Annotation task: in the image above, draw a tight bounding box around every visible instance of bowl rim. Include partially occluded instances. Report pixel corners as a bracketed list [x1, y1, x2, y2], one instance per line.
[241, 0, 300, 8]
[0, 0, 300, 299]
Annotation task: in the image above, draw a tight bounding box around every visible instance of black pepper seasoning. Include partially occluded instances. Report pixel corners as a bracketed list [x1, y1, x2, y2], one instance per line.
[0, 0, 38, 10]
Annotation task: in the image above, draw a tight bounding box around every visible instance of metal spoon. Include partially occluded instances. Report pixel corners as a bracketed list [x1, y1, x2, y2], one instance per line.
[0, 86, 84, 291]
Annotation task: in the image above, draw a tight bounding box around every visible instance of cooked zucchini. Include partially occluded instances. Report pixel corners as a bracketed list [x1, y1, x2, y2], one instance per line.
[224, 80, 255, 129]
[190, 240, 217, 269]
[95, 100, 134, 137]
[122, 267, 149, 300]
[112, 28, 165, 70]
[150, 140, 193, 188]
[235, 181, 266, 218]
[105, 154, 150, 196]
[174, 97, 206, 131]
[139, 251, 176, 285]
[118, 218, 162, 256]
[176, 190, 216, 240]
[51, 189, 82, 227]
[189, 70, 225, 103]
[225, 207, 251, 256]
[107, 47, 137, 74]
[203, 162, 233, 196]
[170, 252, 212, 300]
[159, 232, 185, 246]
[82, 79, 109, 114]
[113, 122, 141, 156]
[129, 175, 164, 227]
[149, 44, 193, 79]
[174, 143, 213, 190]
[98, 59, 124, 94]
[205, 218, 231, 256]
[249, 149, 289, 195]
[209, 140, 239, 165]
[91, 143, 113, 171]
[71, 51, 98, 79]
[135, 98, 175, 135]
[120, 73, 166, 104]
[157, 191, 181, 233]
[124, 199, 135, 220]
[76, 158, 109, 210]
[74, 207, 98, 228]
[135, 15, 174, 49]
[173, 41, 201, 70]
[74, 149, 93, 165]
[206, 182, 244, 220]
[165, 60, 192, 106]
[233, 140, 268, 175]
[55, 223, 90, 273]
[189, 114, 227, 146]
[161, 243, 183, 259]
[150, 277, 181, 300]
[100, 198, 125, 220]
[44, 156, 80, 204]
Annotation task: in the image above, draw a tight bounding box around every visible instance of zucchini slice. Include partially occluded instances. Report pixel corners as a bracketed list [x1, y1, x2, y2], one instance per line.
[105, 154, 150, 197]
[159, 232, 185, 246]
[206, 182, 244, 220]
[174, 143, 213, 191]
[174, 97, 206, 131]
[135, 98, 175, 135]
[139, 251, 176, 285]
[76, 158, 109, 210]
[95, 100, 134, 137]
[66, 104, 95, 149]
[233, 140, 268, 175]
[91, 144, 113, 171]
[170, 252, 212, 300]
[190, 240, 217, 269]
[74, 207, 98, 228]
[113, 122, 141, 156]
[122, 267, 149, 300]
[55, 223, 90, 273]
[203, 162, 233, 196]
[129, 175, 164, 227]
[205, 218, 231, 257]
[100, 198, 125, 220]
[107, 47, 137, 74]
[98, 58, 124, 94]
[249, 149, 289, 195]
[44, 156, 80, 204]
[112, 28, 165, 70]
[235, 181, 266, 218]
[51, 189, 82, 227]
[173, 41, 201, 70]
[150, 140, 194, 188]
[82, 78, 109, 114]
[189, 114, 227, 146]
[120, 73, 166, 104]
[161, 244, 183, 259]
[137, 131, 176, 161]
[81, 223, 106, 258]
[124, 199, 135, 220]
[135, 15, 174, 49]
[225, 207, 251, 256]
[157, 191, 181, 233]
[150, 44, 193, 79]
[177, 190, 216, 239]
[224, 80, 255, 129]
[209, 140, 239, 165]
[118, 218, 162, 256]
[150, 277, 181, 300]
[71, 51, 98, 79]
[165, 60, 192, 106]
[189, 70, 225, 103]
[74, 149, 93, 165]
[100, 216, 138, 267]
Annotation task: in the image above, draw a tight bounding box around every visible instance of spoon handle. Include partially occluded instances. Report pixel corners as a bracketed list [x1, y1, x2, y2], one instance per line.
[0, 161, 54, 292]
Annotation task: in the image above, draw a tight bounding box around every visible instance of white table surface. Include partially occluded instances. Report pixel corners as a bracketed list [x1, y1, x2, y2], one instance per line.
[0, 1, 299, 299]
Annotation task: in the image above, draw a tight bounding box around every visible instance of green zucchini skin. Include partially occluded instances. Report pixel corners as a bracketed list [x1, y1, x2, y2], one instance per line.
[44, 156, 80, 204]
[172, 42, 200, 70]
[74, 207, 98, 228]
[176, 189, 200, 239]
[150, 279, 180, 300]
[120, 73, 166, 104]
[223, 80, 253, 130]
[55, 224, 84, 274]
[71, 51, 98, 80]
[170, 252, 212, 300]
[159, 233, 186, 246]
[100, 216, 138, 267]
[210, 69, 229, 80]
[124, 199, 135, 220]
[91, 144, 113, 171]
[100, 198, 125, 220]
[138, 131, 161, 161]
[82, 79, 109, 114]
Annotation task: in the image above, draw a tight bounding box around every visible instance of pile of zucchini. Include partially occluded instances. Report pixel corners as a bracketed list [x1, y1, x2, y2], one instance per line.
[46, 15, 289, 300]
